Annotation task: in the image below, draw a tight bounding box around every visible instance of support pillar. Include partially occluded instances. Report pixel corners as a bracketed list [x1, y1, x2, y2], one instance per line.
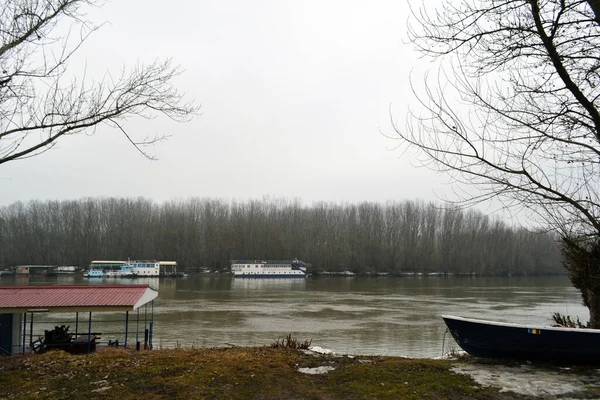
[87, 312, 92, 354]
[21, 313, 26, 354]
[124, 311, 129, 348]
[29, 313, 33, 351]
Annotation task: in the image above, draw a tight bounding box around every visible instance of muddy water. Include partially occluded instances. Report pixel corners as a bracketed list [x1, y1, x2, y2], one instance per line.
[15, 274, 585, 358]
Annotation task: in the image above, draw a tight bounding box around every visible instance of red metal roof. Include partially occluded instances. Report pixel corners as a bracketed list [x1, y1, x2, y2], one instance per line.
[0, 285, 158, 312]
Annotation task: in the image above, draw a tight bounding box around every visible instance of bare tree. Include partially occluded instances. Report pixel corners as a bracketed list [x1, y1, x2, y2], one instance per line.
[0, 0, 197, 164]
[395, 0, 600, 326]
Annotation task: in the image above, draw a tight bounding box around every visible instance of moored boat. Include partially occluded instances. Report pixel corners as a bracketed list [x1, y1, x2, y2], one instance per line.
[230, 259, 310, 278]
[104, 266, 134, 278]
[128, 260, 160, 276]
[83, 269, 104, 278]
[442, 315, 600, 363]
[55, 266, 78, 274]
[83, 260, 177, 278]
[84, 261, 134, 278]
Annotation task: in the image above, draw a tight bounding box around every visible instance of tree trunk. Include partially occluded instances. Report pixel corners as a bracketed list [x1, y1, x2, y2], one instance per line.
[561, 237, 600, 329]
[583, 287, 600, 329]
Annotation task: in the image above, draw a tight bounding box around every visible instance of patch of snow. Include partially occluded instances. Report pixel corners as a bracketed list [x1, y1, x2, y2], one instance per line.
[308, 346, 334, 355]
[298, 366, 337, 375]
[452, 364, 597, 397]
[441, 350, 468, 360]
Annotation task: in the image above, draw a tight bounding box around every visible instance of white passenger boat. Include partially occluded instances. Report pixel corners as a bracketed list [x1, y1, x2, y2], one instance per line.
[55, 266, 78, 274]
[84, 260, 178, 278]
[129, 260, 160, 276]
[84, 261, 134, 278]
[230, 259, 309, 278]
[105, 266, 135, 277]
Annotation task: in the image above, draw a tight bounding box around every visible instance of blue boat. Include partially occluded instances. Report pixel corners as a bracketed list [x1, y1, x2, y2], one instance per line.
[442, 315, 600, 363]
[84, 269, 104, 278]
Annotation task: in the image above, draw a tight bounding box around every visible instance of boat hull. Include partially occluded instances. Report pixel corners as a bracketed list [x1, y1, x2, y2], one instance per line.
[233, 274, 306, 278]
[442, 315, 600, 363]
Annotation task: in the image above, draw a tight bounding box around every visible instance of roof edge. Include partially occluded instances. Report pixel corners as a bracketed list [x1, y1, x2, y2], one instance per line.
[0, 284, 151, 290]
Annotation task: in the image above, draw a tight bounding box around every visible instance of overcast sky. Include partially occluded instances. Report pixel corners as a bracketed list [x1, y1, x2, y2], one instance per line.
[0, 0, 454, 207]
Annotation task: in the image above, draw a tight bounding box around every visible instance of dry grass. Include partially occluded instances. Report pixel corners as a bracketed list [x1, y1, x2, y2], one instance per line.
[270, 333, 312, 349]
[0, 346, 534, 399]
[551, 312, 589, 328]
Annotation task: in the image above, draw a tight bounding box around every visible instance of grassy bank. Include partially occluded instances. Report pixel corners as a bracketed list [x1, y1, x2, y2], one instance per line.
[0, 346, 542, 400]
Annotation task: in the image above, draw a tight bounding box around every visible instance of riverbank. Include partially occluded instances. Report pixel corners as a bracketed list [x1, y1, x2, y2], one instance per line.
[0, 347, 598, 399]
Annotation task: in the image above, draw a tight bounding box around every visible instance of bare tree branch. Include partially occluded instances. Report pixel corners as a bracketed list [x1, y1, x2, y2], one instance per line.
[397, 0, 600, 326]
[0, 0, 198, 164]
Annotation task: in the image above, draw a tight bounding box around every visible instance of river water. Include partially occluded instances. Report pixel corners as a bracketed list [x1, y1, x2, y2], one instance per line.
[8, 274, 587, 358]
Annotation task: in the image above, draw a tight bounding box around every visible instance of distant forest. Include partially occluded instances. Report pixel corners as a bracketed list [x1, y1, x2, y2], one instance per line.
[0, 197, 564, 275]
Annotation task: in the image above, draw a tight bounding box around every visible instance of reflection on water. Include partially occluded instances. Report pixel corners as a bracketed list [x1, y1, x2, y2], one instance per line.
[230, 277, 307, 291]
[0, 274, 585, 357]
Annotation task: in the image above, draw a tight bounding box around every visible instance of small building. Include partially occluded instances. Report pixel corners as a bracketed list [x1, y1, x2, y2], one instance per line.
[0, 284, 158, 355]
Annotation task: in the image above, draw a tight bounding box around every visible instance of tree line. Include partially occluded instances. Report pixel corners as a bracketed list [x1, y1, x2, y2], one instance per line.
[0, 197, 563, 275]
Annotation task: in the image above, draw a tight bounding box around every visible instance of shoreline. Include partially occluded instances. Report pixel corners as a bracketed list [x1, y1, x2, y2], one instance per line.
[0, 346, 598, 399]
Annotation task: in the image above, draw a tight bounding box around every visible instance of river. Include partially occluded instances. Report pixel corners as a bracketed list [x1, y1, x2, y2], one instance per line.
[6, 274, 586, 358]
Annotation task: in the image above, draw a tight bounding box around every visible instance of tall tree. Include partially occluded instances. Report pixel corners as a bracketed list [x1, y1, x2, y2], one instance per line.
[396, 0, 600, 326]
[0, 0, 197, 163]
